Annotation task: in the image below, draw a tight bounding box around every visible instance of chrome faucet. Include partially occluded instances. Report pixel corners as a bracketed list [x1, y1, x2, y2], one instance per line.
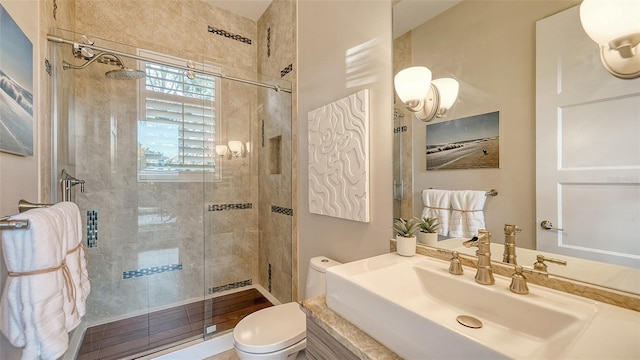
[502, 224, 521, 265]
[463, 229, 495, 285]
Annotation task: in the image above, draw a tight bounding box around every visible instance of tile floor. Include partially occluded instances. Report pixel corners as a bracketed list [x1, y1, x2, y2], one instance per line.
[77, 288, 272, 360]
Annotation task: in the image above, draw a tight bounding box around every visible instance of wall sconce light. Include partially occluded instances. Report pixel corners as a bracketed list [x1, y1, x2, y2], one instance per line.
[215, 144, 229, 157]
[579, 0, 640, 79]
[393, 66, 459, 122]
[228, 140, 244, 158]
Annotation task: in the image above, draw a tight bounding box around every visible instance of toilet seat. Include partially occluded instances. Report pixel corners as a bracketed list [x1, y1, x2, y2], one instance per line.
[233, 302, 306, 354]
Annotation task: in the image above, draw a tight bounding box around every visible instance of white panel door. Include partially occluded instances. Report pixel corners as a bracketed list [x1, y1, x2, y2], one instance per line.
[536, 6, 640, 268]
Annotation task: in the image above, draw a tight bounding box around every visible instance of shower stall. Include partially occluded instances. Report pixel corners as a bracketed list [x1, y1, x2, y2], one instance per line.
[49, 29, 293, 358]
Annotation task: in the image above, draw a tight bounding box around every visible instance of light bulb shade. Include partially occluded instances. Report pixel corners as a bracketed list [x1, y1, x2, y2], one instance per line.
[394, 66, 432, 104]
[580, 0, 640, 46]
[215, 145, 228, 156]
[228, 140, 243, 154]
[432, 78, 459, 111]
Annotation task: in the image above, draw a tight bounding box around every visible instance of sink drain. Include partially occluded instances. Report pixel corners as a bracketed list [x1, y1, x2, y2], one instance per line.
[456, 315, 483, 329]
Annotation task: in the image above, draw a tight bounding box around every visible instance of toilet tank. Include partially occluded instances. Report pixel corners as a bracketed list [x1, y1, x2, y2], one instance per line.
[304, 256, 341, 299]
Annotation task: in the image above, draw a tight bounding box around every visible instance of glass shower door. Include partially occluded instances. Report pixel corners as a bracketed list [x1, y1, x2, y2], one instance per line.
[51, 29, 208, 358]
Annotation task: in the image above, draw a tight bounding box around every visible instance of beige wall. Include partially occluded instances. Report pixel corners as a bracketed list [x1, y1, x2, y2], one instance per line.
[408, 0, 578, 248]
[297, 0, 394, 298]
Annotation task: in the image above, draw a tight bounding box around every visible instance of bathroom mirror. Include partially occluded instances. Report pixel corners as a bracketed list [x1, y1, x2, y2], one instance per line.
[392, 0, 640, 295]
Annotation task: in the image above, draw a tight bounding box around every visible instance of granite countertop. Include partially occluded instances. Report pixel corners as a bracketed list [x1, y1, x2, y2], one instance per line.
[299, 295, 402, 360]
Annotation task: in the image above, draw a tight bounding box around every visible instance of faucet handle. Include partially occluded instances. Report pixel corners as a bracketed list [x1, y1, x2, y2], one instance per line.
[533, 254, 567, 272]
[509, 266, 529, 295]
[437, 249, 464, 275]
[448, 251, 464, 275]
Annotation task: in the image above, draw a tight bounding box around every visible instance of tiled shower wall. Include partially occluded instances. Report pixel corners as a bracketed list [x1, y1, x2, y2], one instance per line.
[50, 0, 293, 323]
[392, 31, 413, 220]
[257, 0, 296, 303]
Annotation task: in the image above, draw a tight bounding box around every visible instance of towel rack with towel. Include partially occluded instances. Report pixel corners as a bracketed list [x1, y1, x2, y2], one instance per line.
[0, 200, 53, 230]
[428, 187, 498, 197]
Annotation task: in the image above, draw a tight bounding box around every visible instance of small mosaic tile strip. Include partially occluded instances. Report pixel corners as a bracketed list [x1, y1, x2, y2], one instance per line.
[280, 64, 293, 78]
[45, 59, 52, 76]
[271, 205, 293, 216]
[208, 279, 252, 294]
[208, 26, 252, 45]
[394, 125, 407, 133]
[267, 27, 271, 57]
[207, 203, 253, 212]
[123, 263, 183, 279]
[87, 210, 98, 248]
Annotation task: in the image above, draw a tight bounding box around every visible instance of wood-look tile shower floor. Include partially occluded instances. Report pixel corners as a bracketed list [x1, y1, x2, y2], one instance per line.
[77, 288, 273, 360]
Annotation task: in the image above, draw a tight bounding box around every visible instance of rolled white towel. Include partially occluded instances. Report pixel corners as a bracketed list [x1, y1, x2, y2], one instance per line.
[50, 202, 90, 332]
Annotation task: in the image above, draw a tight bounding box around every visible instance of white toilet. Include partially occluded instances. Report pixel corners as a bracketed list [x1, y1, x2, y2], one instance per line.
[233, 256, 341, 360]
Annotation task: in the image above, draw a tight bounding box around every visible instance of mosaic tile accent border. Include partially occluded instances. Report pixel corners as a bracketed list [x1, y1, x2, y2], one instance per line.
[208, 279, 252, 294]
[87, 210, 98, 248]
[123, 263, 183, 279]
[281, 64, 293, 78]
[207, 203, 253, 212]
[271, 205, 293, 216]
[208, 26, 252, 45]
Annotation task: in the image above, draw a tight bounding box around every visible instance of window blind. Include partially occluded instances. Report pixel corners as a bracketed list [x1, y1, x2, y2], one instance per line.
[138, 52, 220, 181]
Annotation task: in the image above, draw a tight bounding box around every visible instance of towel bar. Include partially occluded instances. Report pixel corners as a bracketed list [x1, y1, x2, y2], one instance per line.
[0, 217, 29, 230]
[0, 199, 53, 230]
[18, 199, 52, 213]
[485, 189, 498, 196]
[427, 188, 498, 196]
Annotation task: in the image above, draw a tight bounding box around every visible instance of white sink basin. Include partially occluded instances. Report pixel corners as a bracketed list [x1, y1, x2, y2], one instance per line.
[326, 253, 601, 359]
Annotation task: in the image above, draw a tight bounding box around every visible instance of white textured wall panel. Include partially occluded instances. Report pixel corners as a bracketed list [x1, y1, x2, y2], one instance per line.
[308, 90, 370, 222]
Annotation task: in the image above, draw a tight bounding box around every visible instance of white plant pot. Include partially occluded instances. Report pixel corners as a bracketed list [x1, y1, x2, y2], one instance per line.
[396, 235, 417, 256]
[417, 231, 438, 247]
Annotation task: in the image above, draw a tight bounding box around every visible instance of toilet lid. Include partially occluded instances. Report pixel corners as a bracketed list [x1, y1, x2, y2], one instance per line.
[233, 302, 306, 354]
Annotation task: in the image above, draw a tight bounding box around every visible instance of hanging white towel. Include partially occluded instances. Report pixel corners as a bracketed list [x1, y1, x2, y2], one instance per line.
[50, 202, 90, 332]
[421, 189, 451, 236]
[449, 190, 487, 238]
[0, 208, 70, 360]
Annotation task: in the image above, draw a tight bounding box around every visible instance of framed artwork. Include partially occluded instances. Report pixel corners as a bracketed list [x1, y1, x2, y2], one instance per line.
[0, 4, 34, 156]
[308, 89, 370, 222]
[426, 111, 499, 170]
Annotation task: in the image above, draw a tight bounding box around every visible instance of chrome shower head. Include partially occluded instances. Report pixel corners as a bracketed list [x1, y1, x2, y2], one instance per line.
[62, 51, 145, 80]
[105, 68, 146, 80]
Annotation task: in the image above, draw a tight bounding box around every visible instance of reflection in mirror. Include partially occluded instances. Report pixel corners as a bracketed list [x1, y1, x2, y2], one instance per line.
[392, 0, 640, 295]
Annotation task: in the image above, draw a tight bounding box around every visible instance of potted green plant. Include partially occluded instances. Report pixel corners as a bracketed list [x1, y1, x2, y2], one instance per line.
[414, 216, 440, 247]
[393, 218, 420, 256]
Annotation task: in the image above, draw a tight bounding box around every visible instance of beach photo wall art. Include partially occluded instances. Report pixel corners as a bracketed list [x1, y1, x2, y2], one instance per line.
[426, 111, 499, 171]
[0, 4, 34, 156]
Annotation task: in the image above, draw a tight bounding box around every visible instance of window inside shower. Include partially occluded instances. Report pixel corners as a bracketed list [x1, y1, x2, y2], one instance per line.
[137, 50, 221, 182]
